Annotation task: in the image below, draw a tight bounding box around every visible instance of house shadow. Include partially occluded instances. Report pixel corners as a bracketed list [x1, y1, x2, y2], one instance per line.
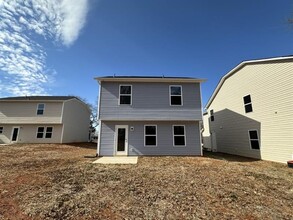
[203, 151, 260, 162]
[203, 108, 261, 162]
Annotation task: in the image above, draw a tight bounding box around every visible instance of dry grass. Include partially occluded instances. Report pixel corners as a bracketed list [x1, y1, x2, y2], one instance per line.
[0, 143, 293, 219]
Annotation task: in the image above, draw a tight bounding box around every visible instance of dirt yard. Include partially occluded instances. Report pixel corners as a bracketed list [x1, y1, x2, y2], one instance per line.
[0, 144, 292, 220]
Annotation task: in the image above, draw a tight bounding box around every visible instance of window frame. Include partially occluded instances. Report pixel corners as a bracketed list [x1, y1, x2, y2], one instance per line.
[119, 84, 132, 105]
[210, 109, 214, 122]
[173, 125, 186, 147]
[36, 127, 45, 138]
[248, 129, 260, 150]
[169, 85, 183, 106]
[45, 127, 53, 139]
[0, 127, 3, 134]
[36, 103, 45, 115]
[144, 125, 157, 147]
[243, 95, 253, 113]
[36, 126, 53, 139]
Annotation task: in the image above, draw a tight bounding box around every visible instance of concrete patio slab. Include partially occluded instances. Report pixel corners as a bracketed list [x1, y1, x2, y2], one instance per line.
[93, 156, 138, 164]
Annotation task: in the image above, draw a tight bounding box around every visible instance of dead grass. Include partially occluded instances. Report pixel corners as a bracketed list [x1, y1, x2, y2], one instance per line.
[0, 143, 293, 219]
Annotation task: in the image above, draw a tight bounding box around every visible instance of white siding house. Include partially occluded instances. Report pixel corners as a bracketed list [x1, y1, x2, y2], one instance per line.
[0, 96, 90, 144]
[203, 56, 293, 163]
[96, 76, 205, 156]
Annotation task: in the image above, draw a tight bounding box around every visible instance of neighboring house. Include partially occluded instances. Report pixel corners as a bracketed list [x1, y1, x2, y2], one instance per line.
[203, 56, 293, 163]
[0, 96, 91, 144]
[95, 76, 205, 156]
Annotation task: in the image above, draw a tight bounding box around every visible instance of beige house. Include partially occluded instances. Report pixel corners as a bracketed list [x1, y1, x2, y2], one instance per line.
[203, 56, 293, 163]
[0, 96, 90, 144]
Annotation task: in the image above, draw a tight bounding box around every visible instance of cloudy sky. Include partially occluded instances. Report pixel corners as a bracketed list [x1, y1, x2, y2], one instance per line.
[1, 0, 293, 106]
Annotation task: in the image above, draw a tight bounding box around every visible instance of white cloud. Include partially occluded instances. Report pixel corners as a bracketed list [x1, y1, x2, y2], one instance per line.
[0, 0, 89, 97]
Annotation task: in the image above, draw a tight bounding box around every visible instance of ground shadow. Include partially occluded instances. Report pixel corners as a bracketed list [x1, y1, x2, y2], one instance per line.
[203, 150, 260, 162]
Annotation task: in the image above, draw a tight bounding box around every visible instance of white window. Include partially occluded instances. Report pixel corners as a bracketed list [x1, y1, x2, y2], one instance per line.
[0, 127, 3, 134]
[37, 103, 45, 115]
[170, 85, 183, 106]
[248, 130, 260, 150]
[119, 85, 132, 105]
[243, 95, 253, 113]
[37, 127, 53, 139]
[144, 125, 157, 146]
[173, 125, 186, 146]
[37, 127, 44, 138]
[45, 127, 53, 138]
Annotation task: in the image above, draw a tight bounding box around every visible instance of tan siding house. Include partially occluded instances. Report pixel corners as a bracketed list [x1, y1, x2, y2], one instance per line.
[0, 96, 90, 144]
[203, 56, 293, 163]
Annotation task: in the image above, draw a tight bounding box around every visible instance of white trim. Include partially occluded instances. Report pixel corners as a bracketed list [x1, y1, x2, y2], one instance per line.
[248, 129, 260, 150]
[36, 103, 45, 115]
[97, 120, 102, 156]
[10, 127, 20, 143]
[97, 81, 102, 120]
[118, 84, 132, 105]
[144, 125, 157, 147]
[60, 102, 65, 143]
[172, 125, 186, 147]
[205, 56, 293, 109]
[114, 125, 128, 156]
[100, 119, 201, 122]
[169, 85, 183, 106]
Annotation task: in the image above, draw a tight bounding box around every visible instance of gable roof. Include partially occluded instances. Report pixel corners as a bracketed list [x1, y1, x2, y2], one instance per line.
[205, 55, 293, 109]
[95, 76, 205, 83]
[0, 96, 77, 102]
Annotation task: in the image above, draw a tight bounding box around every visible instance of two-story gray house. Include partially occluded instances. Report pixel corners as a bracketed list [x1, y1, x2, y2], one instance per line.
[95, 76, 204, 156]
[0, 96, 90, 144]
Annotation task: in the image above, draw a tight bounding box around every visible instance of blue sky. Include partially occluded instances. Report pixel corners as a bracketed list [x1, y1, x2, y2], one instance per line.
[1, 0, 293, 107]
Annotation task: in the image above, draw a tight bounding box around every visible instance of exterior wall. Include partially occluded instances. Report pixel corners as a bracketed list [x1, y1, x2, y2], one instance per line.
[0, 124, 62, 144]
[61, 99, 91, 143]
[99, 121, 202, 156]
[0, 101, 62, 124]
[206, 60, 293, 163]
[99, 82, 202, 121]
[202, 113, 212, 151]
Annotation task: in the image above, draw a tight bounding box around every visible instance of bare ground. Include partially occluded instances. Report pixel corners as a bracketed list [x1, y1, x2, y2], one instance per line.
[0, 144, 293, 220]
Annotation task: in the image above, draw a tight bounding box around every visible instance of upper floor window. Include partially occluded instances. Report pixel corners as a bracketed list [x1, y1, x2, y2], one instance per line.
[173, 125, 186, 146]
[243, 95, 253, 113]
[210, 110, 214, 121]
[119, 85, 132, 105]
[170, 85, 183, 106]
[37, 103, 45, 115]
[144, 125, 157, 146]
[0, 127, 3, 134]
[248, 130, 260, 150]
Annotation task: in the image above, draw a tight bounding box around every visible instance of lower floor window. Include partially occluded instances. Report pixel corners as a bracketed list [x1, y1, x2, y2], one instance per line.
[249, 130, 260, 150]
[144, 125, 157, 146]
[173, 125, 186, 146]
[37, 127, 53, 139]
[0, 127, 3, 134]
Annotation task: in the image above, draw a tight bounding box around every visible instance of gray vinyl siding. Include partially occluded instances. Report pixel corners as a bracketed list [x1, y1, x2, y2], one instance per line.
[99, 82, 202, 121]
[0, 101, 62, 124]
[0, 124, 62, 144]
[99, 121, 201, 156]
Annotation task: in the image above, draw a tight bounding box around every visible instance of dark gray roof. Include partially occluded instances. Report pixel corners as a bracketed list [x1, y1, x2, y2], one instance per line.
[0, 96, 77, 101]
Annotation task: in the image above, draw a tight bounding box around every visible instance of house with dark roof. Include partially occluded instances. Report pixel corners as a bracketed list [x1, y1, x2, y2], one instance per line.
[203, 56, 293, 163]
[0, 96, 90, 144]
[95, 76, 205, 156]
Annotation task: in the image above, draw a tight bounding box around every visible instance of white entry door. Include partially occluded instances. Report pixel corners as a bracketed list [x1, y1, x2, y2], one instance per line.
[115, 125, 128, 156]
[211, 132, 217, 152]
